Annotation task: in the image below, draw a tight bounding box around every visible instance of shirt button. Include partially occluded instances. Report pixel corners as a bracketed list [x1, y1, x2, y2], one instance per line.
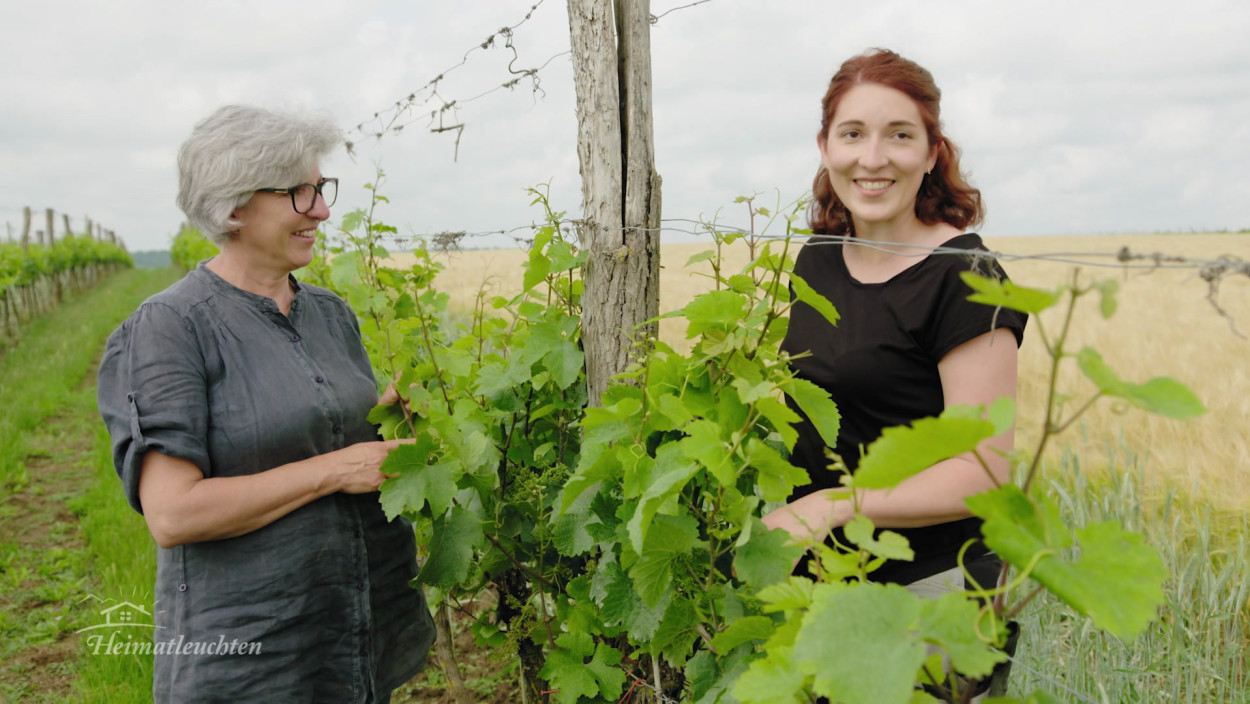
[291, 334, 302, 343]
[357, 582, 367, 592]
[315, 376, 325, 383]
[178, 584, 188, 592]
[355, 529, 363, 539]
[332, 425, 342, 434]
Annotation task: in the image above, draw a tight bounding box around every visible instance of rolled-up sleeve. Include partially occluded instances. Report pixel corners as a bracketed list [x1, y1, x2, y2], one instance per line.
[97, 301, 210, 514]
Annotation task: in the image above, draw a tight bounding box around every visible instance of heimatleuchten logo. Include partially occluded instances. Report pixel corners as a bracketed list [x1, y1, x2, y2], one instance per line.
[76, 593, 262, 656]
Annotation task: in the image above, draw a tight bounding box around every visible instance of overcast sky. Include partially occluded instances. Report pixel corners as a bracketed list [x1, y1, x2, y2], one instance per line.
[2, 0, 1248, 252]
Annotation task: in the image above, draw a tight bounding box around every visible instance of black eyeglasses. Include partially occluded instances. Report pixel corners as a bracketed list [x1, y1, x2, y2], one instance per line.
[256, 177, 338, 214]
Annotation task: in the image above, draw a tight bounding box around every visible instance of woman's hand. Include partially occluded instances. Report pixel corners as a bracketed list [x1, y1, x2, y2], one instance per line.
[327, 439, 413, 494]
[378, 382, 401, 406]
[761, 489, 847, 544]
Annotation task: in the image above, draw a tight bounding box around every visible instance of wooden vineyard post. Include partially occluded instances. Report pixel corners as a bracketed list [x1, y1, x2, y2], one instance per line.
[567, 0, 661, 407]
[46, 208, 55, 246]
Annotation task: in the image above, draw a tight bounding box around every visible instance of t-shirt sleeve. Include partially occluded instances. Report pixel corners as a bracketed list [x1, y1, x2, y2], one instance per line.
[96, 302, 211, 514]
[926, 252, 1028, 362]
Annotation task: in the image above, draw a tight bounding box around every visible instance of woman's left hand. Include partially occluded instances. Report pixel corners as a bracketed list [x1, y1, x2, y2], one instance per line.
[761, 489, 846, 544]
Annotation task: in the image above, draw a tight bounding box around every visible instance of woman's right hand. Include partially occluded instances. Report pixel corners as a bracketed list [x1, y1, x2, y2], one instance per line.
[328, 439, 414, 494]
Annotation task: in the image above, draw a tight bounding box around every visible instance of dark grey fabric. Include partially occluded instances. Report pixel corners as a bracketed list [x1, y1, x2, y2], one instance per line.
[97, 262, 435, 703]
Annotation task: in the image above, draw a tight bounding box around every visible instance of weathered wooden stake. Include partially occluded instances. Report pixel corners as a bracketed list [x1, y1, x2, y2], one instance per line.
[567, 0, 661, 406]
[46, 208, 55, 245]
[21, 207, 31, 252]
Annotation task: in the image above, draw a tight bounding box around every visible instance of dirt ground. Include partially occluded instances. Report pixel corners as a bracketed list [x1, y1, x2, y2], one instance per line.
[0, 408, 97, 701]
[392, 595, 519, 704]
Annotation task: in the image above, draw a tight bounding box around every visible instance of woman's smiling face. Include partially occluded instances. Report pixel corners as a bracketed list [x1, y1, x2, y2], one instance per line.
[818, 82, 939, 234]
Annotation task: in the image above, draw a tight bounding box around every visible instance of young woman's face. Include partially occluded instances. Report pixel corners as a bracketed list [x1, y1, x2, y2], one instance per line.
[818, 83, 938, 233]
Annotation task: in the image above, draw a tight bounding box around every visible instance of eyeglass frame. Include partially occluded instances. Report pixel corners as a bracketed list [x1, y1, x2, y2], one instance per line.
[255, 177, 338, 214]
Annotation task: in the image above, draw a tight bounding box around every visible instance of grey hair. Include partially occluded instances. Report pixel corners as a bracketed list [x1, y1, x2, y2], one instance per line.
[176, 105, 341, 245]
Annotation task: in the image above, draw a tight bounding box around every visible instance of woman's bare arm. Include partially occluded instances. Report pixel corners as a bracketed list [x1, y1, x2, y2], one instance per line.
[762, 329, 1018, 542]
[138, 440, 410, 549]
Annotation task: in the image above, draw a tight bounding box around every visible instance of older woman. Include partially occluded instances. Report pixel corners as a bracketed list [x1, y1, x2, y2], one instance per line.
[97, 105, 435, 703]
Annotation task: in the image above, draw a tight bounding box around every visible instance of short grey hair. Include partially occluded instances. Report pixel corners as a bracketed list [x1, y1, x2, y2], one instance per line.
[176, 105, 341, 245]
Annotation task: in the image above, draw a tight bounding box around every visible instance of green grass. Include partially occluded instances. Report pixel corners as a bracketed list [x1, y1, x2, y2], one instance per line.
[0, 267, 181, 492]
[1009, 446, 1250, 703]
[0, 267, 177, 702]
[59, 421, 158, 703]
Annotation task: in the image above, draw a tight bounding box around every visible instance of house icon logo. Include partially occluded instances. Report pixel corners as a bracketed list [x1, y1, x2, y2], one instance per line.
[76, 594, 157, 633]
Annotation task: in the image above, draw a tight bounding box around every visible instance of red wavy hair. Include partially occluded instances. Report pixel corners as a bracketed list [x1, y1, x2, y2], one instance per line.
[808, 48, 984, 236]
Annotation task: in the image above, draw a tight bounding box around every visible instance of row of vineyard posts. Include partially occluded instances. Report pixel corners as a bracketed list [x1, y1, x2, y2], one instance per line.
[0, 205, 130, 347]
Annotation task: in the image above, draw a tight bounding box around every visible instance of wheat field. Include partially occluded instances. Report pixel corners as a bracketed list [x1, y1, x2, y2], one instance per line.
[394, 232, 1250, 510]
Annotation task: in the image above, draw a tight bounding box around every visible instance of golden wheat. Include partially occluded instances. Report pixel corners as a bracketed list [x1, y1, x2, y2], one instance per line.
[391, 232, 1250, 510]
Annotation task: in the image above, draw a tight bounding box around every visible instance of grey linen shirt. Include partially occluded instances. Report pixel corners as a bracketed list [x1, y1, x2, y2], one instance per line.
[97, 262, 435, 703]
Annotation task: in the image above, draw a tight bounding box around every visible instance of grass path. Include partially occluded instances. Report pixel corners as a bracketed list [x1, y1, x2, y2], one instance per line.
[0, 267, 179, 703]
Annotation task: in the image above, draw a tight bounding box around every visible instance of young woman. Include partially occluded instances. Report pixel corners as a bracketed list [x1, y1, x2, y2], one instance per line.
[97, 105, 435, 703]
[764, 49, 1027, 592]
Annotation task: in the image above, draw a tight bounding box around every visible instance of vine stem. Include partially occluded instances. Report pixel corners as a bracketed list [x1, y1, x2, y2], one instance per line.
[1022, 269, 1083, 494]
[433, 601, 475, 704]
[481, 533, 556, 589]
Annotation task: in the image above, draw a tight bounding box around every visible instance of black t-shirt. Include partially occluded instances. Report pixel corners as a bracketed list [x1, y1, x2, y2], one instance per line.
[780, 233, 1027, 583]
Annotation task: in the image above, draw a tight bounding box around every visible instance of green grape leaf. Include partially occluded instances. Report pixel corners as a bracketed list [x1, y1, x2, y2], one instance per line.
[547, 238, 582, 272]
[553, 489, 599, 556]
[1092, 279, 1119, 319]
[756, 577, 817, 614]
[967, 486, 1167, 640]
[684, 650, 719, 703]
[613, 581, 670, 642]
[789, 272, 841, 327]
[685, 250, 715, 267]
[654, 392, 694, 430]
[329, 250, 361, 289]
[368, 402, 407, 440]
[1077, 347, 1206, 419]
[651, 595, 700, 666]
[986, 396, 1016, 436]
[747, 438, 810, 502]
[379, 456, 458, 520]
[684, 289, 749, 338]
[416, 505, 482, 588]
[596, 557, 671, 641]
[682, 418, 732, 485]
[733, 520, 805, 589]
[539, 633, 598, 704]
[794, 582, 926, 704]
[753, 396, 801, 449]
[782, 377, 841, 450]
[918, 593, 1006, 679]
[628, 443, 702, 552]
[732, 646, 808, 704]
[629, 514, 700, 607]
[961, 271, 1059, 314]
[523, 243, 552, 293]
[853, 410, 996, 489]
[587, 643, 627, 700]
[528, 321, 585, 390]
[711, 615, 776, 653]
[728, 273, 756, 293]
[842, 515, 915, 562]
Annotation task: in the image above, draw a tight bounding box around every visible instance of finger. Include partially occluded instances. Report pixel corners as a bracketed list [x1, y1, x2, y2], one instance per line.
[381, 438, 417, 449]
